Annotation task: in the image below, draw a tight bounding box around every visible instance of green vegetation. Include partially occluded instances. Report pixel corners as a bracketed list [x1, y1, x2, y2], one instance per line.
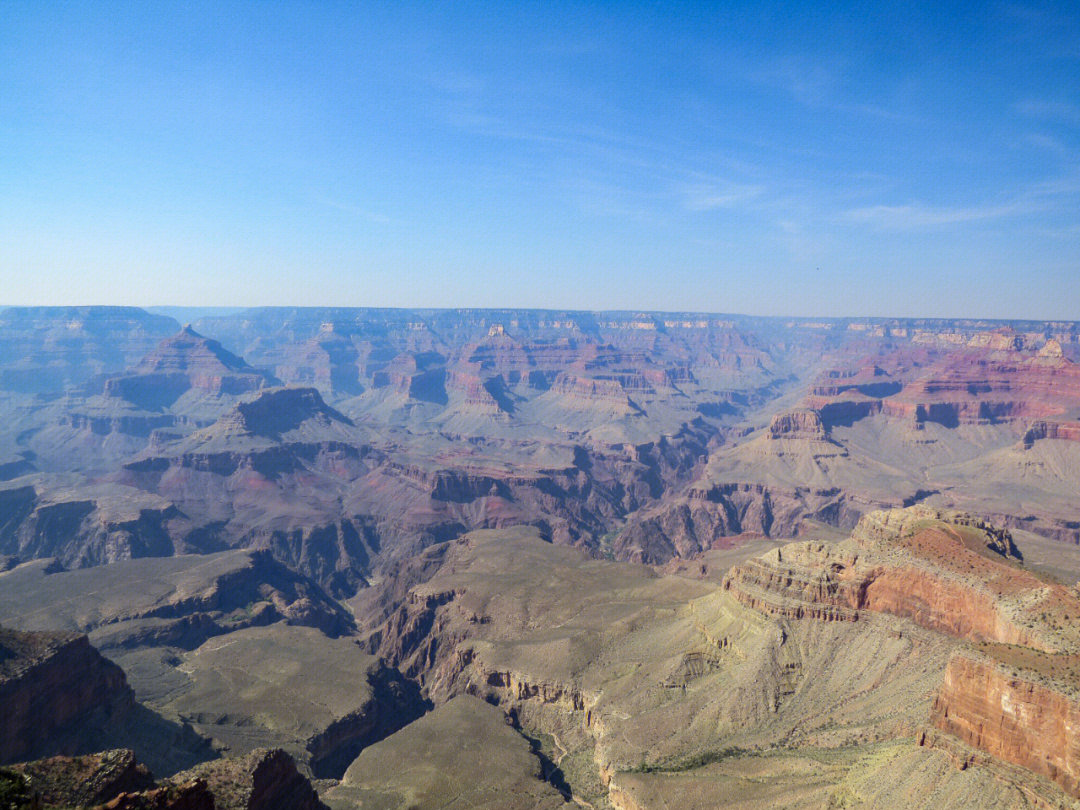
[627, 745, 748, 774]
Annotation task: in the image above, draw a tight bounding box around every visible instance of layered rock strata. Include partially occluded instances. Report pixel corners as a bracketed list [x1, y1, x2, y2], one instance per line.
[931, 653, 1080, 798]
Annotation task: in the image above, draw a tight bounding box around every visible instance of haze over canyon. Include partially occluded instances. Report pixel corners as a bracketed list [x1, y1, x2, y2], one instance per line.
[2, 305, 1080, 808]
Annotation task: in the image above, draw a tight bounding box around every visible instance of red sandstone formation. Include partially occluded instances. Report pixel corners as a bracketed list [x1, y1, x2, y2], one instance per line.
[724, 507, 1080, 798]
[723, 508, 1075, 651]
[932, 654, 1080, 797]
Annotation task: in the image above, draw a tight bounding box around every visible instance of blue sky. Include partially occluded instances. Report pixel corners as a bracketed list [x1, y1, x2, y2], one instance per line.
[2, 1, 1078, 317]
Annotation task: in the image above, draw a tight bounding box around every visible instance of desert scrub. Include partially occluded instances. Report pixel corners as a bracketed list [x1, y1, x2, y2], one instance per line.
[826, 784, 861, 809]
[627, 746, 748, 774]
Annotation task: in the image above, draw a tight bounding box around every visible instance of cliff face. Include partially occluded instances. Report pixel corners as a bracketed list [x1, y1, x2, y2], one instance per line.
[721, 507, 1080, 800]
[1021, 419, 1080, 448]
[722, 509, 1074, 651]
[722, 542, 1044, 648]
[931, 654, 1080, 797]
[0, 627, 134, 764]
[767, 410, 827, 440]
[174, 749, 326, 810]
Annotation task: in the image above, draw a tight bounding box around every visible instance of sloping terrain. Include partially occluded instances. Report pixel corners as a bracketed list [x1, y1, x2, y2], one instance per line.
[3, 308, 1080, 809]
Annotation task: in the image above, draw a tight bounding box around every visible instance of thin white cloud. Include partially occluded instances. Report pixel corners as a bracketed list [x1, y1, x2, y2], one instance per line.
[748, 57, 841, 107]
[682, 181, 764, 211]
[1024, 132, 1073, 155]
[1015, 99, 1080, 126]
[843, 201, 1028, 229]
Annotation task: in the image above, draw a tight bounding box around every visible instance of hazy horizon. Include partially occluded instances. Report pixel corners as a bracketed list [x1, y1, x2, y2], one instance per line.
[1, 301, 1078, 325]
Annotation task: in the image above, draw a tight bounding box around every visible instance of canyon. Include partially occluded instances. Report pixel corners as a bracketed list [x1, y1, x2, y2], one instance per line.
[3, 306, 1080, 808]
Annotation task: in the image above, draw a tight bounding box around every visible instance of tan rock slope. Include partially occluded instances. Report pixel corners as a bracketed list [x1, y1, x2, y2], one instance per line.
[725, 506, 1080, 800]
[349, 511, 1080, 808]
[324, 695, 566, 810]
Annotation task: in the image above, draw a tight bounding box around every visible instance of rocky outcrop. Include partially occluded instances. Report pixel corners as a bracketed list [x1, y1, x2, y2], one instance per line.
[371, 353, 447, 403]
[1021, 419, 1080, 448]
[548, 373, 642, 412]
[10, 750, 154, 807]
[0, 493, 181, 569]
[723, 508, 1070, 651]
[4, 748, 326, 810]
[0, 627, 134, 764]
[931, 653, 1080, 798]
[97, 780, 213, 810]
[767, 410, 827, 440]
[227, 387, 352, 437]
[613, 482, 865, 564]
[724, 542, 1043, 647]
[173, 749, 326, 810]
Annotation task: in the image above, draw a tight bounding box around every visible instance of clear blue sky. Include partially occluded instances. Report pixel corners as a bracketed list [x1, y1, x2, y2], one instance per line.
[2, 1, 1078, 317]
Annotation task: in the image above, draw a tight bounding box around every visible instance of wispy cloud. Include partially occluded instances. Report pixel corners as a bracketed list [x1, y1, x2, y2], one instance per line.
[748, 56, 842, 107]
[1015, 99, 1080, 126]
[843, 201, 1029, 229]
[1023, 132, 1074, 155]
[681, 181, 764, 211]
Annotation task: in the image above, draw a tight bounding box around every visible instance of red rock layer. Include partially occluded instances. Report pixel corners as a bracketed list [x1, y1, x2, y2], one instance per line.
[886, 351, 1080, 425]
[722, 526, 1049, 649]
[1022, 419, 1080, 448]
[932, 654, 1080, 797]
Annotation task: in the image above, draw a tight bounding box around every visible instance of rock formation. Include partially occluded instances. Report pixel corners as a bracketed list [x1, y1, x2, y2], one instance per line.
[104, 326, 271, 410]
[931, 652, 1080, 798]
[0, 627, 133, 764]
[172, 749, 326, 810]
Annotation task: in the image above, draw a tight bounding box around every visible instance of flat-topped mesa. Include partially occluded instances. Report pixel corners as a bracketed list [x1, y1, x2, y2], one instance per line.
[228, 386, 353, 436]
[548, 372, 642, 412]
[723, 507, 1077, 651]
[1021, 419, 1080, 449]
[767, 409, 828, 440]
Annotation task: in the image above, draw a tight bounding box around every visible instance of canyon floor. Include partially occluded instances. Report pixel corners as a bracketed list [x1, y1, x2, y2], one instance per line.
[4, 307, 1080, 809]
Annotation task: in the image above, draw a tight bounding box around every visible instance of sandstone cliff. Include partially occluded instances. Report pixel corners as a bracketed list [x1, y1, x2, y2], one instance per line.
[931, 652, 1080, 798]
